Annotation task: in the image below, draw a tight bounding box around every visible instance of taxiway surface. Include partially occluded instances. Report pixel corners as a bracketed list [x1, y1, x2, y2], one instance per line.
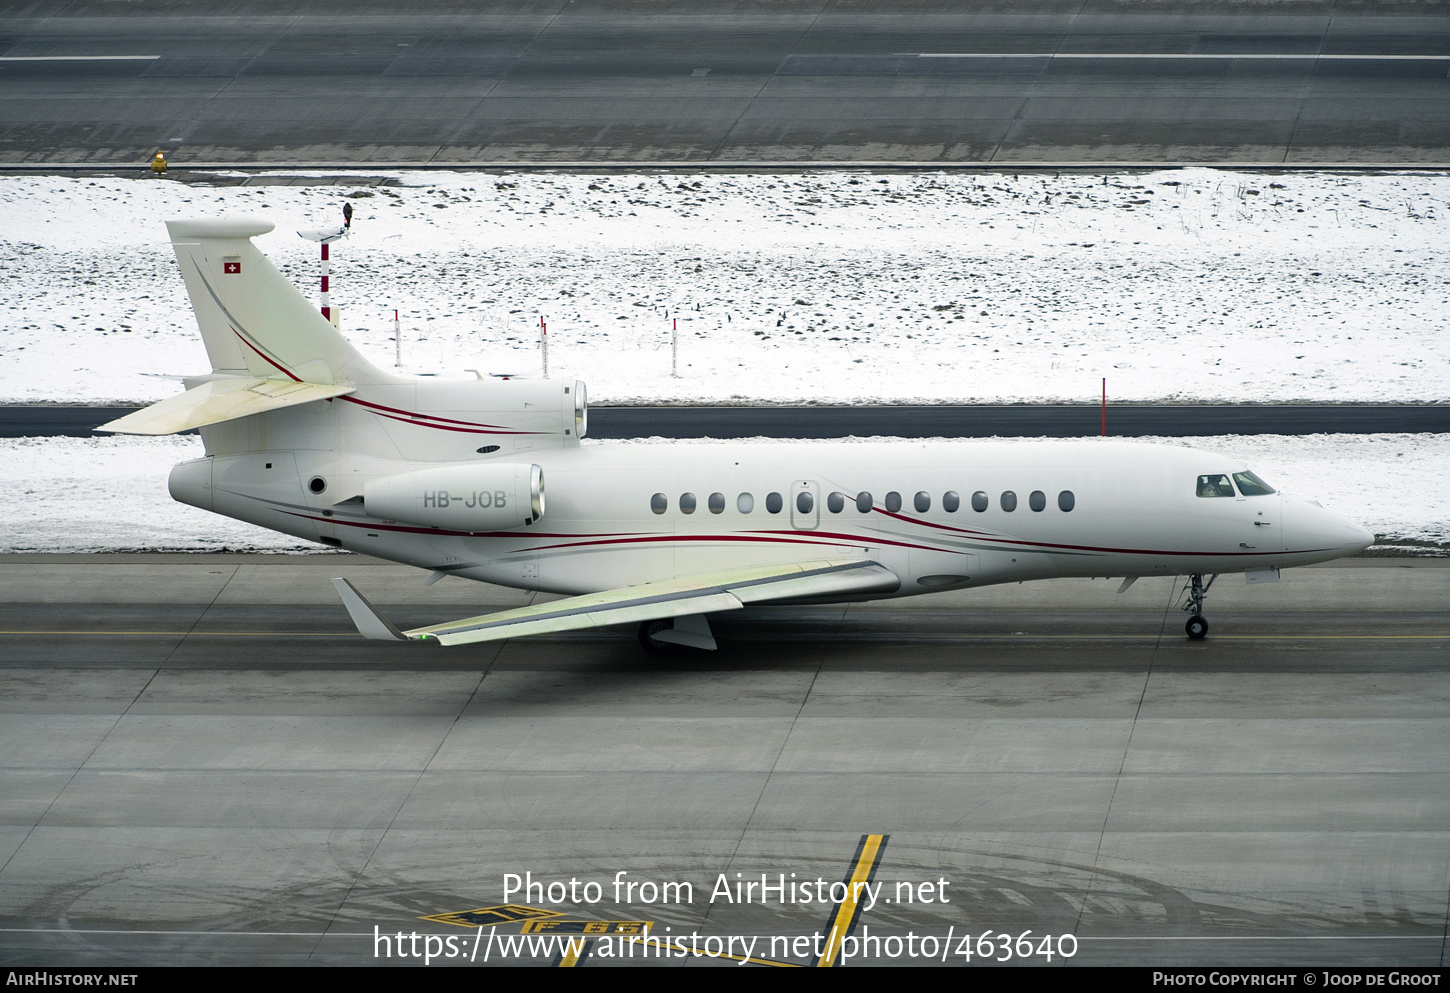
[0, 554, 1445, 967]
[3, 0, 1449, 165]
[8, 404, 1450, 439]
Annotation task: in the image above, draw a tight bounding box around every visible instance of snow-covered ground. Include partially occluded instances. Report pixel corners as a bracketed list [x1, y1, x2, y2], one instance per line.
[1, 168, 1446, 405]
[0, 432, 1443, 555]
[0, 168, 1444, 553]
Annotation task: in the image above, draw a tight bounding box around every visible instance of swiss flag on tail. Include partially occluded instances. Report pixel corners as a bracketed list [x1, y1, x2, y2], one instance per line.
[224, 262, 241, 274]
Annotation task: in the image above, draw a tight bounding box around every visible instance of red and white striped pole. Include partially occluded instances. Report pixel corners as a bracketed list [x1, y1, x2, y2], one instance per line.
[540, 316, 548, 378]
[394, 309, 401, 367]
[320, 242, 331, 321]
[295, 217, 346, 324]
[671, 317, 678, 378]
[297, 213, 348, 326]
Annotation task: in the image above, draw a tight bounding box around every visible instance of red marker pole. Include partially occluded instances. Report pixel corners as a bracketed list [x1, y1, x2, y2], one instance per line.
[320, 242, 330, 321]
[540, 317, 548, 378]
[1101, 378, 1107, 437]
[671, 318, 679, 379]
[393, 309, 401, 367]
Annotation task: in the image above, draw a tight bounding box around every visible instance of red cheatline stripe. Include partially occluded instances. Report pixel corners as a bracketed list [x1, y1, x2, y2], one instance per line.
[837, 510, 1336, 559]
[337, 394, 516, 430]
[284, 511, 1331, 559]
[285, 511, 645, 540]
[524, 532, 920, 553]
[234, 329, 300, 382]
[871, 506, 993, 536]
[227, 333, 542, 435]
[285, 512, 912, 549]
[760, 524, 1328, 558]
[343, 402, 543, 436]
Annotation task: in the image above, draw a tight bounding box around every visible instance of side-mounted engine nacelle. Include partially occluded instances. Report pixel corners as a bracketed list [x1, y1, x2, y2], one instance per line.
[364, 463, 544, 531]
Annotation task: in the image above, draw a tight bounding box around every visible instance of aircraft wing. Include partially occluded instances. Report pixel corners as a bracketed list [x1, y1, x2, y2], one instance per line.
[96, 377, 355, 435]
[333, 559, 900, 648]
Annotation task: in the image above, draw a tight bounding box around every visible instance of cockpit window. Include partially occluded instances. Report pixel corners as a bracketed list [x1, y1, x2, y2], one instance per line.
[1233, 470, 1276, 496]
[1196, 474, 1235, 498]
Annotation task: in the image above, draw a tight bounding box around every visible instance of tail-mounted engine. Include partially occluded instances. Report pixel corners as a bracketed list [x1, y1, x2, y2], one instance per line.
[365, 463, 545, 530]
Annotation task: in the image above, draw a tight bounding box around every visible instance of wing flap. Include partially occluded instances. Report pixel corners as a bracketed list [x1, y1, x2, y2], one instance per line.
[96, 377, 354, 435]
[398, 559, 898, 648]
[430, 591, 743, 647]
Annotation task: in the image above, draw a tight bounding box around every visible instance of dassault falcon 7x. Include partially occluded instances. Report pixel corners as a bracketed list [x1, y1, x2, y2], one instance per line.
[101, 218, 1374, 651]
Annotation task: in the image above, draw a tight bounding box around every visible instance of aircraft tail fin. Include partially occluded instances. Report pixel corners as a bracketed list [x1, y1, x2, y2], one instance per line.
[165, 218, 393, 387]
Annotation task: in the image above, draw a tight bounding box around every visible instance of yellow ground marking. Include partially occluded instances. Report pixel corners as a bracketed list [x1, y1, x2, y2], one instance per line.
[420, 904, 562, 929]
[522, 919, 652, 935]
[817, 833, 889, 968]
[556, 938, 590, 967]
[674, 945, 797, 967]
[619, 935, 797, 967]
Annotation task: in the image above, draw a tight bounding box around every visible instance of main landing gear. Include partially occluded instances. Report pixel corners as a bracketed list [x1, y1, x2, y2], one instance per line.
[638, 619, 678, 655]
[1182, 573, 1217, 639]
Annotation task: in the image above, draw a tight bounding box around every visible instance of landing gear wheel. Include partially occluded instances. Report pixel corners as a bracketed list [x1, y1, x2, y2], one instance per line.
[638, 619, 678, 655]
[1180, 573, 1216, 640]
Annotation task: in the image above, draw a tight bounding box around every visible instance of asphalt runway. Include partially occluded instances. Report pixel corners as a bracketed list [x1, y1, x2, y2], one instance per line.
[0, 554, 1445, 967]
[7, 403, 1450, 440]
[3, 0, 1449, 166]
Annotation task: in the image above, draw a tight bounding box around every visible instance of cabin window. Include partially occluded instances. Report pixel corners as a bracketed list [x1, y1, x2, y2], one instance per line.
[1001, 490, 1017, 512]
[1196, 474, 1235, 498]
[766, 491, 783, 514]
[737, 492, 754, 514]
[680, 492, 697, 514]
[885, 491, 902, 513]
[1234, 470, 1276, 496]
[1029, 490, 1046, 512]
[796, 491, 814, 514]
[827, 491, 845, 513]
[914, 491, 931, 513]
[650, 492, 667, 514]
[971, 491, 988, 512]
[943, 491, 960, 512]
[708, 492, 725, 514]
[1058, 490, 1075, 512]
[856, 491, 873, 512]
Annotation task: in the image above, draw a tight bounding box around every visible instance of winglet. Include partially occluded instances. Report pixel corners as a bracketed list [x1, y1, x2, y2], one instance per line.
[332, 578, 409, 641]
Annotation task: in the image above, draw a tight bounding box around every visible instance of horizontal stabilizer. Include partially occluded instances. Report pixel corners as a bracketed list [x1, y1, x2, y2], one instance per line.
[332, 559, 899, 649]
[96, 377, 355, 435]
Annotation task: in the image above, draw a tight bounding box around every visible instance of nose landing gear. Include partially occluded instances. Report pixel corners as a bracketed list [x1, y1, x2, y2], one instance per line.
[1182, 573, 1216, 639]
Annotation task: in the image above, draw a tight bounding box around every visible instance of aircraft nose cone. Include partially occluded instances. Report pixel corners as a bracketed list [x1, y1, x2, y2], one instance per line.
[1284, 497, 1374, 561]
[1343, 520, 1375, 554]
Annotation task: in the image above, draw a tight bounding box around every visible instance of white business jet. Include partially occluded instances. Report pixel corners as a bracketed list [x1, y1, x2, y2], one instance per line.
[100, 218, 1374, 651]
